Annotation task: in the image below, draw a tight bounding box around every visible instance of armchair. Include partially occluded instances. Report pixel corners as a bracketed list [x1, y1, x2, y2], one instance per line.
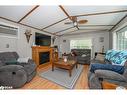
[0, 52, 37, 88]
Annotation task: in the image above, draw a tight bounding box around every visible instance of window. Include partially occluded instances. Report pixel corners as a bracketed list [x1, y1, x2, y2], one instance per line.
[0, 23, 18, 38]
[116, 27, 127, 50]
[70, 39, 92, 50]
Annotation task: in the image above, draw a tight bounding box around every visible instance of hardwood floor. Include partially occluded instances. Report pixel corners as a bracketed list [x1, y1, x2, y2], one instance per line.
[22, 64, 89, 89]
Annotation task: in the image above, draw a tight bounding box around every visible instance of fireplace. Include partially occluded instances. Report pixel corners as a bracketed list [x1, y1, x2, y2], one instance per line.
[32, 46, 53, 67]
[39, 52, 50, 65]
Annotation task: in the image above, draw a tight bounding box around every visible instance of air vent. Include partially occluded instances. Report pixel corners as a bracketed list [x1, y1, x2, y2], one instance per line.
[0, 24, 18, 36]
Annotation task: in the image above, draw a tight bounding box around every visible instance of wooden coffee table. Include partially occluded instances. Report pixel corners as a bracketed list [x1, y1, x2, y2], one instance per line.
[52, 59, 78, 77]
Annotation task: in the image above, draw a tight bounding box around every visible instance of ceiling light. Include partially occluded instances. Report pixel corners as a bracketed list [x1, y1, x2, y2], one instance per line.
[73, 21, 77, 26]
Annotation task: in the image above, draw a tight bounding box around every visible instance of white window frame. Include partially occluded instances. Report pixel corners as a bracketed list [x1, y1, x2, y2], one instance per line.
[115, 26, 127, 50]
[0, 22, 19, 39]
[70, 38, 92, 50]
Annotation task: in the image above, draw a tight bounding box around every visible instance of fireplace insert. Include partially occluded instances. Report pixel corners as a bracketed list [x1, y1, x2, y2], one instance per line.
[39, 52, 50, 65]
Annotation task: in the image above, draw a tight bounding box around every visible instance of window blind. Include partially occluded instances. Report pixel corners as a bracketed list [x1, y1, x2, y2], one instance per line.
[116, 26, 127, 50]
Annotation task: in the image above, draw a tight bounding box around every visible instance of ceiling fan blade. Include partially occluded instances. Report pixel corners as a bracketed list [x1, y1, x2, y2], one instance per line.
[64, 22, 73, 24]
[78, 20, 88, 24]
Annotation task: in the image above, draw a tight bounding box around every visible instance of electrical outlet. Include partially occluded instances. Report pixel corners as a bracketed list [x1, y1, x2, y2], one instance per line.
[6, 44, 9, 48]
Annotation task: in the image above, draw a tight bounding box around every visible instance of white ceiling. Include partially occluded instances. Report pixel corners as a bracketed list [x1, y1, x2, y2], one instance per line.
[63, 6, 127, 16]
[45, 18, 71, 33]
[0, 5, 127, 35]
[0, 6, 34, 21]
[58, 27, 77, 35]
[79, 26, 112, 30]
[78, 13, 126, 25]
[21, 6, 67, 29]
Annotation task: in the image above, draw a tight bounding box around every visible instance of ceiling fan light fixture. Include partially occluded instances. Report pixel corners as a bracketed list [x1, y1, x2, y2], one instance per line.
[73, 21, 78, 26]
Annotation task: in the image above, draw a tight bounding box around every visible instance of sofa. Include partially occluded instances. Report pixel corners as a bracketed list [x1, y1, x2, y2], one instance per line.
[71, 49, 91, 65]
[88, 50, 127, 89]
[0, 52, 37, 88]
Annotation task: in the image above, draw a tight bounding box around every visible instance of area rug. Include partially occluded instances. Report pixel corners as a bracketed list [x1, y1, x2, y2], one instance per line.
[39, 65, 83, 89]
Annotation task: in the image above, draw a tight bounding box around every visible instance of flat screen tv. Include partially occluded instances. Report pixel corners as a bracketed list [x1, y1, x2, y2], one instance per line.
[35, 32, 51, 46]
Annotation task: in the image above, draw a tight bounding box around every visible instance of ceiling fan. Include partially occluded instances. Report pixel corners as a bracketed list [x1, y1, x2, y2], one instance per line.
[64, 16, 88, 29]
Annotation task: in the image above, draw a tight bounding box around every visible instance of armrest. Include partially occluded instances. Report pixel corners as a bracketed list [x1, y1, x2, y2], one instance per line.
[18, 59, 37, 69]
[0, 65, 24, 72]
[95, 70, 126, 82]
[17, 59, 35, 65]
[123, 68, 127, 79]
[28, 59, 35, 64]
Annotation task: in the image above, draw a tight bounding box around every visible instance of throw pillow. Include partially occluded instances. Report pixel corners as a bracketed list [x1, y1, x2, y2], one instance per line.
[17, 57, 29, 63]
[111, 50, 127, 66]
[5, 59, 18, 65]
[96, 54, 105, 62]
[81, 54, 86, 57]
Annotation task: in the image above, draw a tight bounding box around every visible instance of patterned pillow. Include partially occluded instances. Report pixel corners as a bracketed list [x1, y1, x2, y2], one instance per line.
[111, 50, 127, 66]
[105, 50, 118, 61]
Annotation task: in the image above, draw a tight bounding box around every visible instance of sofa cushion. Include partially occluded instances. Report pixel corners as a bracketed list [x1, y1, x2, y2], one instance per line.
[12, 52, 19, 60]
[0, 60, 6, 67]
[71, 49, 91, 56]
[0, 65, 24, 72]
[77, 56, 87, 61]
[0, 52, 17, 63]
[18, 63, 36, 75]
[0, 53, 5, 62]
[95, 54, 105, 62]
[95, 70, 127, 82]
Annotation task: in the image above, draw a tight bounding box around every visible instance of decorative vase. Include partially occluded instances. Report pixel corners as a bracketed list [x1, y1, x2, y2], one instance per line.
[64, 57, 67, 62]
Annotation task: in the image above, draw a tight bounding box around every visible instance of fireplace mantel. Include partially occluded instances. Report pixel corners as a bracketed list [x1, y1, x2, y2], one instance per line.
[32, 46, 53, 67]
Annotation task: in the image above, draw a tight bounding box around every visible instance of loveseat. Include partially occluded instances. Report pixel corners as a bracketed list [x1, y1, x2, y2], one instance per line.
[88, 50, 127, 89]
[71, 49, 91, 65]
[0, 52, 37, 88]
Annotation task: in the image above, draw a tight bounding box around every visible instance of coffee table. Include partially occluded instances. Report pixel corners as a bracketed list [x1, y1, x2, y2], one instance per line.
[52, 59, 78, 77]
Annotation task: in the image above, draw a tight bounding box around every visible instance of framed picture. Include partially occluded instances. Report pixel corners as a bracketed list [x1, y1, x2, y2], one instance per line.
[99, 37, 104, 42]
